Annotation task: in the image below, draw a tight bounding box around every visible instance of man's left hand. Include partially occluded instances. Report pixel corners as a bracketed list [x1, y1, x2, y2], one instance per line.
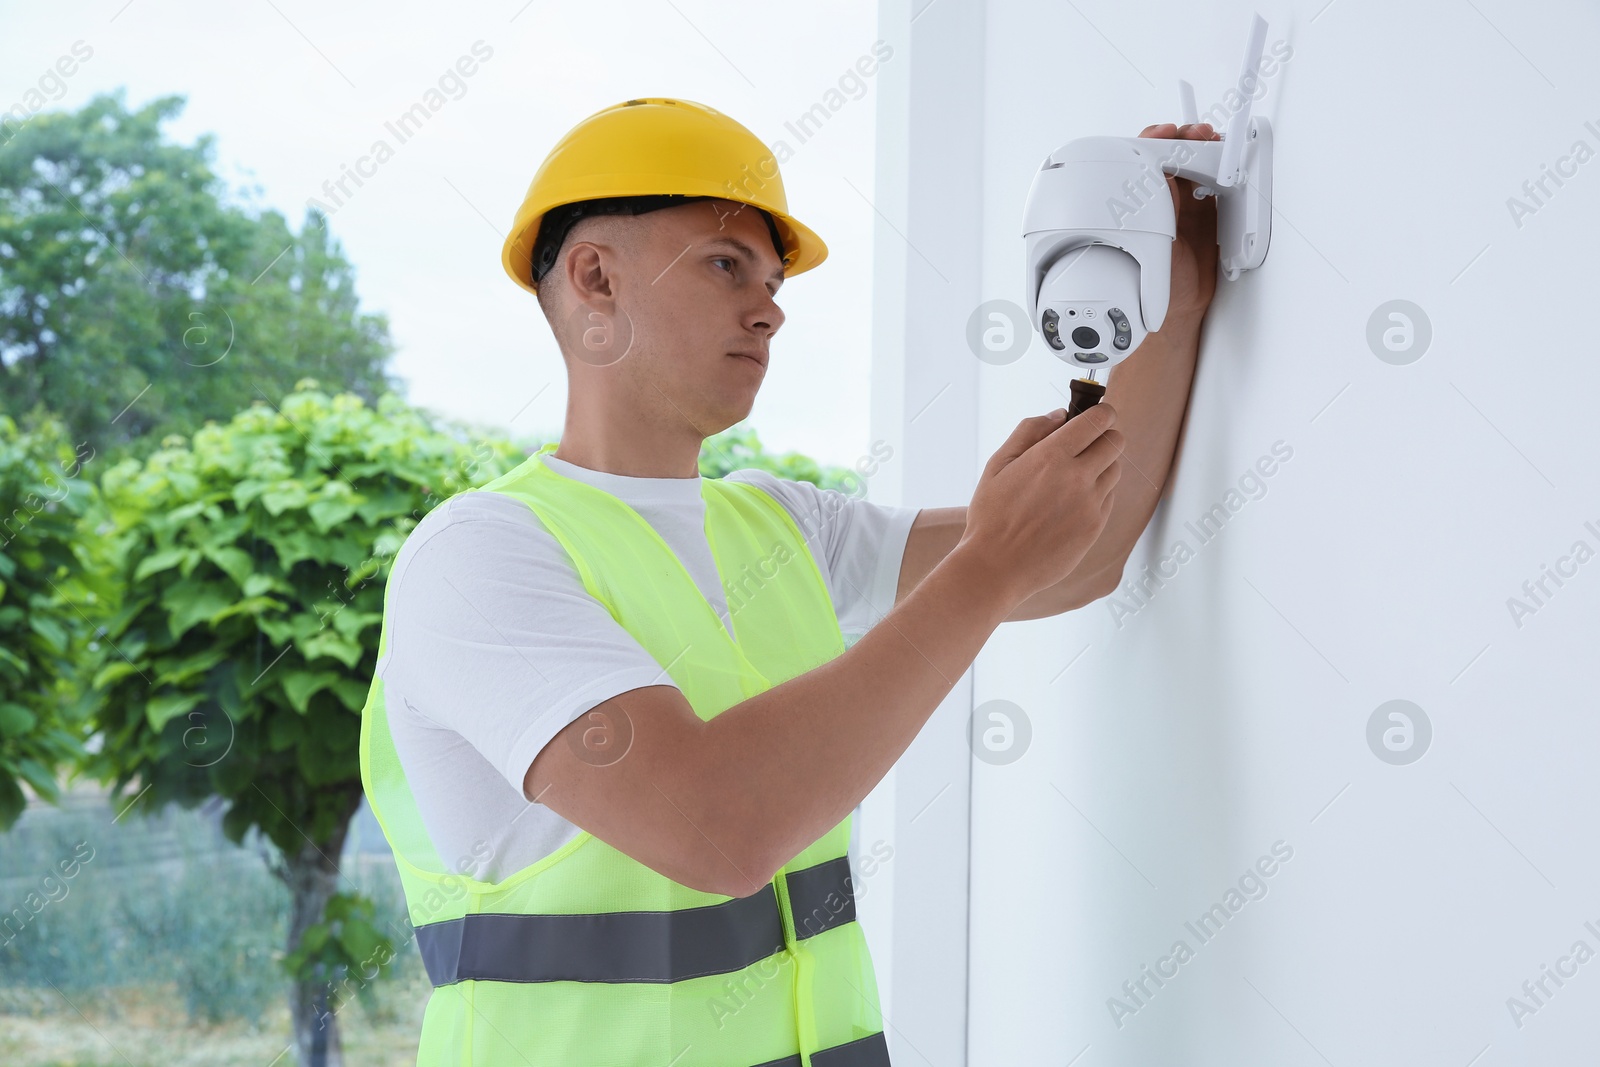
[1138, 121, 1222, 325]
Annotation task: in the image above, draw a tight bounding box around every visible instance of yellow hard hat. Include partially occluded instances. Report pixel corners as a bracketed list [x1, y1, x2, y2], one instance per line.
[501, 97, 828, 295]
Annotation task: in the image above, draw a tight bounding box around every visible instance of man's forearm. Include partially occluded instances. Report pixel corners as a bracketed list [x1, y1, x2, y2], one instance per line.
[701, 544, 1019, 891]
[1061, 311, 1205, 589]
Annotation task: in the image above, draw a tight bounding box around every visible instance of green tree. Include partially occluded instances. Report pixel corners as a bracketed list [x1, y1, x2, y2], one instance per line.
[0, 412, 96, 829]
[700, 422, 883, 494]
[78, 381, 523, 1067]
[0, 89, 398, 464]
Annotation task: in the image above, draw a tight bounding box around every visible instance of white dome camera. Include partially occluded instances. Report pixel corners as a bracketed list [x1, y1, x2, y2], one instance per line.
[1023, 13, 1275, 378]
[1033, 242, 1149, 371]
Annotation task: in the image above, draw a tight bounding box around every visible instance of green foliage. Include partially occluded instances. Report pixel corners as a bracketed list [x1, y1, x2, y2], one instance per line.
[0, 89, 399, 464]
[0, 413, 96, 830]
[699, 423, 870, 493]
[282, 890, 397, 1016]
[78, 380, 523, 863]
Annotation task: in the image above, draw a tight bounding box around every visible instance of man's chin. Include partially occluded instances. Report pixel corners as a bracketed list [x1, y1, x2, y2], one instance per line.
[705, 401, 757, 438]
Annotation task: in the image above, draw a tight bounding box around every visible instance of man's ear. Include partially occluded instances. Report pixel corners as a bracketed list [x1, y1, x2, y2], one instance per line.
[565, 241, 618, 312]
[549, 232, 638, 369]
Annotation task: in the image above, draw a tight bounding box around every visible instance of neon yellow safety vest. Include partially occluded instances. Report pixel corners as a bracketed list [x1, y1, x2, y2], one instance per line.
[359, 442, 890, 1066]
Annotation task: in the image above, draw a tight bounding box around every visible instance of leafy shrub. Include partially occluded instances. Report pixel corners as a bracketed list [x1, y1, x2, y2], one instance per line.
[0, 413, 96, 829]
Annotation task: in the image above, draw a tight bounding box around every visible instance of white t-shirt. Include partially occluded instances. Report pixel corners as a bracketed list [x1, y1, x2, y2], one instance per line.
[377, 451, 920, 883]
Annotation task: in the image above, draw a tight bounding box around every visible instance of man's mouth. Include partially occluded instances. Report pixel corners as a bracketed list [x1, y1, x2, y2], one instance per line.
[729, 351, 767, 369]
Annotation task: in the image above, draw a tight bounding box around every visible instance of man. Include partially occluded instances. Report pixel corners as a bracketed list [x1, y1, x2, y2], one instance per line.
[359, 98, 1218, 1066]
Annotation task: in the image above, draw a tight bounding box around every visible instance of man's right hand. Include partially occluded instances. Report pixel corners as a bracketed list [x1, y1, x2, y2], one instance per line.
[955, 403, 1124, 605]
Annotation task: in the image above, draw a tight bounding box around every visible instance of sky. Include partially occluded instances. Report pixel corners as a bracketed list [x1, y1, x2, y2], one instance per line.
[2, 0, 886, 467]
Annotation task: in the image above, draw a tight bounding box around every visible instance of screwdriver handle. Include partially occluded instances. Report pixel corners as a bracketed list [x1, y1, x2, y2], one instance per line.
[1065, 377, 1106, 422]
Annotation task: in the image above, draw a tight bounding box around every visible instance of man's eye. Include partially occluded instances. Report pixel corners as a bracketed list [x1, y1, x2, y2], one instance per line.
[712, 257, 735, 273]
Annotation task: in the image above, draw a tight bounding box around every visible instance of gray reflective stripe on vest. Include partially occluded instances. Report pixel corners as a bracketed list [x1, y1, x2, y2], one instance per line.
[416, 855, 858, 986]
[751, 1031, 891, 1067]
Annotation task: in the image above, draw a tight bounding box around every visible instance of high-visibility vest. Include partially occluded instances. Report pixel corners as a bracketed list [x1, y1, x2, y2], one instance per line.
[359, 442, 891, 1066]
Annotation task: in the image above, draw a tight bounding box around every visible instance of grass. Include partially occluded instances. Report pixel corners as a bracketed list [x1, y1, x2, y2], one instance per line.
[0, 973, 433, 1066]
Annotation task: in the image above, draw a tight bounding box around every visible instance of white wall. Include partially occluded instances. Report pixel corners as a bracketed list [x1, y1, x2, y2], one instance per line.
[854, 0, 987, 1058]
[870, 0, 1600, 1064]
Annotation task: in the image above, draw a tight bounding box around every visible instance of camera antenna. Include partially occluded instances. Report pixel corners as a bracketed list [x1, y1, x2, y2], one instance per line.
[1216, 13, 1268, 189]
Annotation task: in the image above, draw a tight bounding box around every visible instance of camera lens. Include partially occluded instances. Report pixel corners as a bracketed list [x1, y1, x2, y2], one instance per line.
[1071, 326, 1100, 349]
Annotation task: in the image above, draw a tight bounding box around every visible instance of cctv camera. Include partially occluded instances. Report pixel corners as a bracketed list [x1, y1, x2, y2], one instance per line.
[1021, 13, 1274, 377]
[1035, 244, 1147, 369]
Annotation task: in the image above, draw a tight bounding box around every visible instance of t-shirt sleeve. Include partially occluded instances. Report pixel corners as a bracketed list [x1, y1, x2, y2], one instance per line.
[723, 468, 921, 639]
[378, 491, 679, 797]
